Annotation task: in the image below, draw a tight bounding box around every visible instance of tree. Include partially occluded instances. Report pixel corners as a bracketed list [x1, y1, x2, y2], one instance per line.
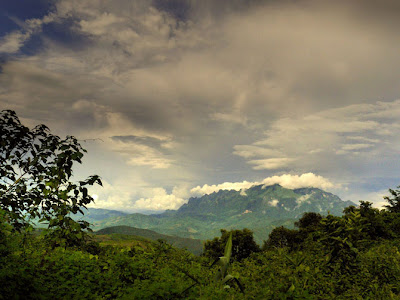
[384, 186, 400, 213]
[295, 212, 322, 231]
[203, 228, 260, 262]
[0, 110, 102, 247]
[262, 226, 300, 251]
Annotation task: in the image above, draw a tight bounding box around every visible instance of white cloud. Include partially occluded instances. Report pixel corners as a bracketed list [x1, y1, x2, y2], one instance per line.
[210, 112, 247, 126]
[240, 189, 247, 196]
[235, 99, 400, 172]
[191, 173, 337, 196]
[127, 156, 171, 169]
[133, 187, 187, 210]
[337, 143, 374, 154]
[68, 103, 175, 169]
[79, 12, 125, 36]
[248, 158, 295, 170]
[346, 136, 380, 143]
[340, 143, 373, 151]
[87, 176, 143, 211]
[268, 199, 279, 207]
[111, 140, 173, 169]
[90, 173, 337, 211]
[0, 31, 31, 53]
[87, 176, 190, 212]
[191, 180, 255, 196]
[260, 173, 337, 190]
[343, 189, 390, 209]
[233, 145, 283, 159]
[0, 14, 56, 54]
[296, 194, 311, 205]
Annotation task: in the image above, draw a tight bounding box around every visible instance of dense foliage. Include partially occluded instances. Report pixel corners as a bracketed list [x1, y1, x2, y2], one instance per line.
[203, 228, 261, 261]
[2, 110, 400, 298]
[3, 196, 400, 299]
[0, 110, 102, 247]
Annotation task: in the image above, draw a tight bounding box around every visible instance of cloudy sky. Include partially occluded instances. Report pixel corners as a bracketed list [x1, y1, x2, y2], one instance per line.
[1, 0, 399, 212]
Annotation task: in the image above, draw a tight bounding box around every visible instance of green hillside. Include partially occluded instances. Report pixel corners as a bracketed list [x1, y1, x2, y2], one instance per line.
[92, 184, 354, 243]
[95, 226, 203, 255]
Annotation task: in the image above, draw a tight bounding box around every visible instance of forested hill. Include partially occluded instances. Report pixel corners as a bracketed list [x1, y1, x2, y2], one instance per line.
[92, 184, 354, 243]
[176, 184, 352, 218]
[95, 225, 203, 255]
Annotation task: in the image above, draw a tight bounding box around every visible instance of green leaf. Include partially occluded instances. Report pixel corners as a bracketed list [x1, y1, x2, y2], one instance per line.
[224, 232, 233, 260]
[221, 274, 234, 285]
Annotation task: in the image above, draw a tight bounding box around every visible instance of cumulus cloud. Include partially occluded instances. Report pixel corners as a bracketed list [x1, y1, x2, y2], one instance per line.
[87, 174, 190, 211]
[260, 173, 336, 190]
[87, 176, 145, 211]
[191, 173, 337, 195]
[191, 180, 255, 196]
[133, 187, 187, 210]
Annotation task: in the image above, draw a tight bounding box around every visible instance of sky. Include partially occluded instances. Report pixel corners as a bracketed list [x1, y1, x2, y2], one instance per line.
[1, 0, 399, 212]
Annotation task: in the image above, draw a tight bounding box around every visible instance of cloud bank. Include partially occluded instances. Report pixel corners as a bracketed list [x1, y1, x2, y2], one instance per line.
[234, 100, 400, 179]
[191, 173, 336, 196]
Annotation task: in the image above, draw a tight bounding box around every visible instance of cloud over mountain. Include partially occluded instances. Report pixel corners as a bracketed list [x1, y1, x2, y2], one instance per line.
[191, 173, 336, 196]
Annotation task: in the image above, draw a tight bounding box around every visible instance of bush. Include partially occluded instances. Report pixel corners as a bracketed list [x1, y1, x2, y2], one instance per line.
[203, 228, 260, 262]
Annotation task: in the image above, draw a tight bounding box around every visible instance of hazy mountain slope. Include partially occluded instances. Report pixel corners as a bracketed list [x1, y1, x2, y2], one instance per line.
[95, 226, 203, 255]
[32, 207, 128, 228]
[92, 184, 355, 243]
[72, 208, 128, 223]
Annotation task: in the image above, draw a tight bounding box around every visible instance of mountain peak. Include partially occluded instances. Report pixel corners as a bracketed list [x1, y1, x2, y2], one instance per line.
[92, 185, 355, 243]
[175, 184, 352, 218]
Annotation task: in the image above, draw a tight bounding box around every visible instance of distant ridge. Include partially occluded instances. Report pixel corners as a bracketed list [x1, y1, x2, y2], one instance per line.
[92, 184, 355, 243]
[80, 208, 127, 220]
[95, 225, 203, 255]
[71, 208, 128, 225]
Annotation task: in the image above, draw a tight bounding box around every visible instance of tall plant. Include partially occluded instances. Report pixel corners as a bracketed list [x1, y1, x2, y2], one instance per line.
[0, 110, 102, 247]
[211, 232, 245, 293]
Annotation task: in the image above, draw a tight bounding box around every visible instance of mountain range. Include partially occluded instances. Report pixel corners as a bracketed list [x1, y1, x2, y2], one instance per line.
[88, 184, 355, 244]
[74, 207, 128, 223]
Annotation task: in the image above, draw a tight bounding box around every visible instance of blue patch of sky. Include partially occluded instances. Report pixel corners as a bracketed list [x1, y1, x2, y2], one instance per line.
[355, 178, 398, 194]
[5, 18, 91, 57]
[40, 18, 92, 50]
[0, 0, 54, 37]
